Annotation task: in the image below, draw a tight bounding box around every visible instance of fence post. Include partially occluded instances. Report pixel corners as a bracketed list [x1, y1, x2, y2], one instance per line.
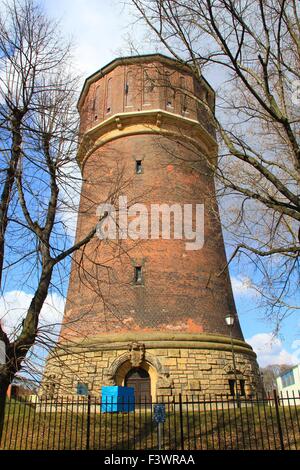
[273, 389, 284, 450]
[179, 393, 184, 451]
[86, 394, 91, 451]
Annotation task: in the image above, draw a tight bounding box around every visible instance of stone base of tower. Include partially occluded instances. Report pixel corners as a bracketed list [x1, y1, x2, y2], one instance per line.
[41, 333, 263, 399]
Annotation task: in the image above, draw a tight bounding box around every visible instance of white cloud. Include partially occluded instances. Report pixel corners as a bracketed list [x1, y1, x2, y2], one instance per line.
[0, 290, 66, 380]
[45, 0, 141, 78]
[292, 340, 300, 350]
[246, 332, 300, 367]
[0, 290, 65, 340]
[231, 275, 257, 298]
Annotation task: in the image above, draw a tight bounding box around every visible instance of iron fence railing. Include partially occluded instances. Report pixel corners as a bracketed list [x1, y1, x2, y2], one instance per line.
[1, 390, 299, 450]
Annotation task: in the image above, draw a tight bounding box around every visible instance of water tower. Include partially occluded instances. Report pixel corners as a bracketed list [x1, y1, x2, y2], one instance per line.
[43, 55, 261, 400]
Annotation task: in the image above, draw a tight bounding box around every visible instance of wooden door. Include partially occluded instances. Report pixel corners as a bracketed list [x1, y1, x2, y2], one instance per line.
[125, 368, 151, 404]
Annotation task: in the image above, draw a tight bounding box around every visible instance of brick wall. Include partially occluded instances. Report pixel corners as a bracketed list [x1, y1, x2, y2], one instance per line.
[42, 55, 260, 397]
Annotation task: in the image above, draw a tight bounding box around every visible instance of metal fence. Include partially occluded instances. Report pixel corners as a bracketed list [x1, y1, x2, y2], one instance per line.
[1, 391, 300, 450]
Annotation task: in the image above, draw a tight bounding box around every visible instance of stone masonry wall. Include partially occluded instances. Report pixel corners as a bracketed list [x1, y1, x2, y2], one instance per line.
[42, 341, 262, 399]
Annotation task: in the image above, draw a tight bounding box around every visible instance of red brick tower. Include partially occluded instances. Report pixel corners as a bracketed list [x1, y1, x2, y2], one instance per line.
[43, 55, 261, 400]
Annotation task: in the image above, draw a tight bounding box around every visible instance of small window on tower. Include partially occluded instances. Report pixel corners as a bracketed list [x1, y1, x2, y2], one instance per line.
[106, 78, 112, 114]
[228, 379, 235, 396]
[166, 91, 175, 108]
[134, 266, 143, 284]
[136, 160, 142, 174]
[125, 71, 134, 107]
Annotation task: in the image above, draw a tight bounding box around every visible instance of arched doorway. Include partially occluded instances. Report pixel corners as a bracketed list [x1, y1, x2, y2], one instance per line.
[125, 368, 151, 403]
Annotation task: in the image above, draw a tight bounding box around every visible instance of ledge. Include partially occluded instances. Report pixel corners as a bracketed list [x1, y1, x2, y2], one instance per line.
[50, 332, 257, 359]
[77, 109, 218, 169]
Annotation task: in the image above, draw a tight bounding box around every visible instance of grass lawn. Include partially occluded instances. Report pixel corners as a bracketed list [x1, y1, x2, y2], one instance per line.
[1, 399, 300, 450]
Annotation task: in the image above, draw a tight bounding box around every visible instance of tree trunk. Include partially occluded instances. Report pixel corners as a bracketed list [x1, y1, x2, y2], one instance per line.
[0, 116, 23, 288]
[0, 373, 9, 444]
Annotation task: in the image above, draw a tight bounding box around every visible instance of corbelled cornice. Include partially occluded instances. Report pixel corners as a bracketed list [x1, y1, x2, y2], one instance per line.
[77, 109, 218, 170]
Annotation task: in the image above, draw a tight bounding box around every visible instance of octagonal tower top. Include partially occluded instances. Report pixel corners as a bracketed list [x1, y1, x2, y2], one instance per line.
[77, 54, 215, 134]
[76, 54, 217, 170]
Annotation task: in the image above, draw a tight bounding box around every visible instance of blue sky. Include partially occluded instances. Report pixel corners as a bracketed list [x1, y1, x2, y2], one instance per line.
[1, 0, 299, 369]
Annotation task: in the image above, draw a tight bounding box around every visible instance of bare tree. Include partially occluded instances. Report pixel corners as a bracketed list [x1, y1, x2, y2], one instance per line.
[130, 0, 300, 327]
[260, 364, 291, 393]
[0, 0, 107, 437]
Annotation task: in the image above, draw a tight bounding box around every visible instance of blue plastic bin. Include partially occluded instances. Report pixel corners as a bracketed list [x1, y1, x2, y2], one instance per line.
[101, 386, 135, 412]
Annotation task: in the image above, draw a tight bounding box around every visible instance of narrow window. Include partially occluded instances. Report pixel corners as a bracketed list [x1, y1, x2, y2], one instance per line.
[240, 379, 246, 397]
[94, 85, 101, 120]
[166, 90, 175, 108]
[134, 266, 142, 284]
[180, 76, 188, 113]
[143, 68, 154, 104]
[136, 160, 142, 174]
[228, 379, 235, 396]
[106, 78, 112, 114]
[165, 71, 175, 108]
[125, 71, 134, 107]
